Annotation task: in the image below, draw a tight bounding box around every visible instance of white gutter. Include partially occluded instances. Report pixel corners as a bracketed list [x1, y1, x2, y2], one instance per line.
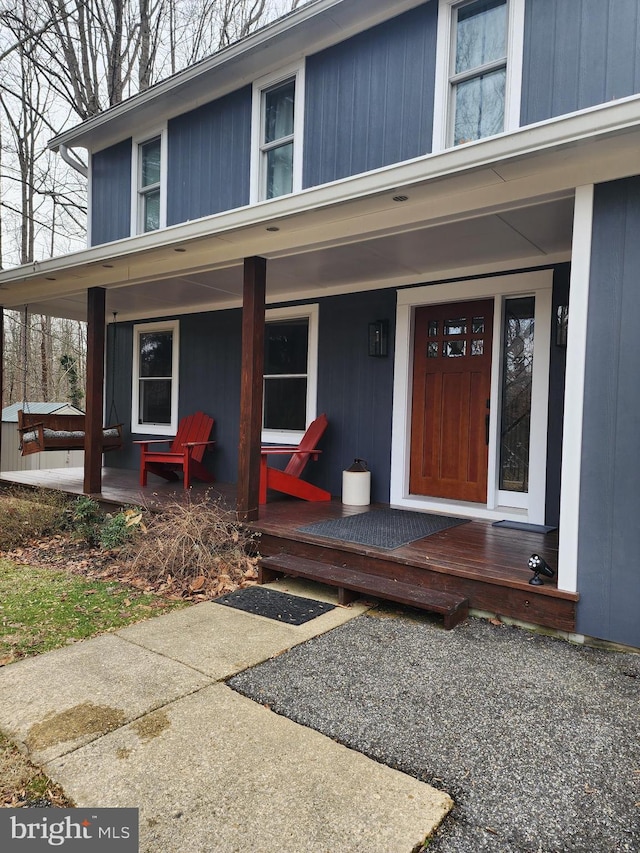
[59, 144, 88, 178]
[5, 93, 640, 287]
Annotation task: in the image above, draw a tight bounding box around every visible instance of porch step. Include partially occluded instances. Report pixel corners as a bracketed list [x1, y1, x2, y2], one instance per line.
[258, 553, 469, 629]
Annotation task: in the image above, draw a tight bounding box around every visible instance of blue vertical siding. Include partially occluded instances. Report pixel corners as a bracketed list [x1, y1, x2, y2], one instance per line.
[522, 0, 640, 125]
[315, 290, 396, 502]
[303, 3, 437, 188]
[90, 139, 132, 246]
[167, 87, 252, 224]
[577, 177, 640, 649]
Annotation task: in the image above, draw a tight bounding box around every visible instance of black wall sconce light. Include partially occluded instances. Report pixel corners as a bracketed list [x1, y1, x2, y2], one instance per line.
[528, 553, 555, 585]
[556, 304, 568, 347]
[368, 319, 389, 357]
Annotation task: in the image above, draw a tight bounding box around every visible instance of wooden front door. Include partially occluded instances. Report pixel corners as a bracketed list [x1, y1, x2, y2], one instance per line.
[410, 299, 494, 503]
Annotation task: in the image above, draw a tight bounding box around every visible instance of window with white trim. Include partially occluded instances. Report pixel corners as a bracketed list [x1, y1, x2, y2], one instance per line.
[131, 129, 167, 234]
[262, 304, 318, 444]
[251, 64, 304, 202]
[432, 0, 524, 151]
[132, 320, 179, 435]
[451, 0, 507, 145]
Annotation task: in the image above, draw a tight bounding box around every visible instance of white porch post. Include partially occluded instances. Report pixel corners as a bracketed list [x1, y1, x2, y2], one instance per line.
[557, 184, 594, 594]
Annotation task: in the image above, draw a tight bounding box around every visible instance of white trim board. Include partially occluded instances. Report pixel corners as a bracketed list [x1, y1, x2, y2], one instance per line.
[390, 269, 553, 522]
[557, 185, 594, 595]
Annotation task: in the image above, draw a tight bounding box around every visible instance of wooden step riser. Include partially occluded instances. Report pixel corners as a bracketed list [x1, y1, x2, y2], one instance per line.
[257, 532, 577, 633]
[259, 555, 469, 629]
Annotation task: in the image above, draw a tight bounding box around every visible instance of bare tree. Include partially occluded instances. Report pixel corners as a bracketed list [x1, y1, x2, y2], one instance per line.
[0, 0, 302, 405]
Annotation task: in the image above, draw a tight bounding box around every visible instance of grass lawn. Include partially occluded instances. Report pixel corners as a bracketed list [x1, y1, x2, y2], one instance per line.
[0, 555, 188, 807]
[0, 558, 186, 664]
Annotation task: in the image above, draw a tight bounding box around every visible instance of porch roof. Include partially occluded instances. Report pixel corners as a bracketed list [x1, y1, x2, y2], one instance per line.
[2, 96, 640, 323]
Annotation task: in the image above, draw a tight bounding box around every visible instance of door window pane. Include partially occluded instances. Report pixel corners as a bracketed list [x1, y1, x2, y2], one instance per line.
[500, 296, 535, 492]
[444, 319, 467, 335]
[444, 340, 467, 358]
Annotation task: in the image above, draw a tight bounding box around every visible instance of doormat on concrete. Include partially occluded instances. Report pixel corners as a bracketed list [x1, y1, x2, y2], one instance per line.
[492, 520, 557, 534]
[298, 508, 468, 550]
[214, 586, 335, 625]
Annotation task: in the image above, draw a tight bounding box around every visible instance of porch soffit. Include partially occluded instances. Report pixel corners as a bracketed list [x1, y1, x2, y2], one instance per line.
[3, 98, 640, 322]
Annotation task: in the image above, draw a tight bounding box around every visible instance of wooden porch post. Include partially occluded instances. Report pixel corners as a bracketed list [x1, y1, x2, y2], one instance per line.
[84, 287, 106, 495]
[237, 256, 266, 521]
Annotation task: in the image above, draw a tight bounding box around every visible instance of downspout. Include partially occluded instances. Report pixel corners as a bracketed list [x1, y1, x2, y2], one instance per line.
[59, 144, 88, 178]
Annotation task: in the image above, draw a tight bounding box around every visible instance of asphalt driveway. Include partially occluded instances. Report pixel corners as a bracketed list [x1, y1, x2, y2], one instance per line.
[229, 608, 640, 853]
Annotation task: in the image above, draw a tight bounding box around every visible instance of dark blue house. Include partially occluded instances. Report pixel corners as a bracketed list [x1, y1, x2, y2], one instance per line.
[2, 0, 640, 649]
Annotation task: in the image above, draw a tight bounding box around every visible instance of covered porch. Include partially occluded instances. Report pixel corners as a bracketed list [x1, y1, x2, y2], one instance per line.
[0, 466, 577, 633]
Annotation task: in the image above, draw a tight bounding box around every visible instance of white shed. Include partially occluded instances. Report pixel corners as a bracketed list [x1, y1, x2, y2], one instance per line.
[2, 403, 85, 472]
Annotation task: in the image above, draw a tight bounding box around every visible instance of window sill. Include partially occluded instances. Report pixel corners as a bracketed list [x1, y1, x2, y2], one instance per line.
[131, 423, 176, 437]
[261, 429, 303, 446]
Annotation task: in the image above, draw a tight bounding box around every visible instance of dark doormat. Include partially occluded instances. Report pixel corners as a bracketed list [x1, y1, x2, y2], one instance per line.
[214, 586, 335, 625]
[298, 508, 468, 550]
[492, 520, 557, 534]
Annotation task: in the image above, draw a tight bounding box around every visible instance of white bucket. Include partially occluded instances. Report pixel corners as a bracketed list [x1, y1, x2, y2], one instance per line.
[342, 469, 371, 506]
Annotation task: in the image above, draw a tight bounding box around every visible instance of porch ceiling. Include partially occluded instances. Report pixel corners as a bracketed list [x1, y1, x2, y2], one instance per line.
[3, 96, 640, 322]
[1, 195, 575, 322]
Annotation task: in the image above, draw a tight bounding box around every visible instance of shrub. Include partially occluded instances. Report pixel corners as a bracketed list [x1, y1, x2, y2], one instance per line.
[99, 508, 146, 550]
[0, 488, 69, 550]
[68, 496, 104, 545]
[124, 491, 258, 597]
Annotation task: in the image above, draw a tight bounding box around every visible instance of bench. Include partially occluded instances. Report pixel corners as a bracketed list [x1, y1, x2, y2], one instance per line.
[18, 410, 123, 456]
[259, 553, 469, 629]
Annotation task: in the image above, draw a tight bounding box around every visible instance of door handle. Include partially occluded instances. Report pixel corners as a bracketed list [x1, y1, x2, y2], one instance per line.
[485, 413, 490, 445]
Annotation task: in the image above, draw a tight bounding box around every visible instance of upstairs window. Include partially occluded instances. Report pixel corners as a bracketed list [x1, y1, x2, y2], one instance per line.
[263, 80, 295, 199]
[451, 0, 507, 145]
[251, 64, 304, 202]
[131, 129, 167, 234]
[432, 0, 524, 151]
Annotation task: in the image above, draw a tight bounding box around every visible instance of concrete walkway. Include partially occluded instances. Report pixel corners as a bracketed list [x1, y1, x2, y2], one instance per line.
[0, 580, 452, 852]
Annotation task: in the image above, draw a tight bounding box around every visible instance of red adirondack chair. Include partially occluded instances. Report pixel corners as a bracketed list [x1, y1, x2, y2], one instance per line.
[259, 413, 331, 504]
[135, 411, 215, 489]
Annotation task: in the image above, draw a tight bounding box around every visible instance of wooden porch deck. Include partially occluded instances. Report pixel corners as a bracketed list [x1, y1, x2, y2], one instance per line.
[0, 466, 578, 633]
